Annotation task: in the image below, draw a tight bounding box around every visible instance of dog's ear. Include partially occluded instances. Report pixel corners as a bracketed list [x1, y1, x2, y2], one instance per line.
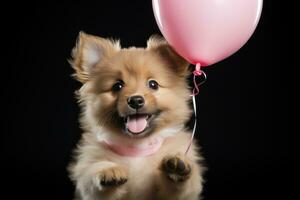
[147, 35, 190, 77]
[70, 32, 120, 83]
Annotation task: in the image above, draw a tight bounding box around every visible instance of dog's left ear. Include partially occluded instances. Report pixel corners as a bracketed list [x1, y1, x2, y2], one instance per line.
[147, 35, 190, 77]
[70, 32, 120, 83]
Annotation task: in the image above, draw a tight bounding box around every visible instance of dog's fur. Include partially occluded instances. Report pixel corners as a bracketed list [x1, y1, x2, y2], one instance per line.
[68, 32, 205, 200]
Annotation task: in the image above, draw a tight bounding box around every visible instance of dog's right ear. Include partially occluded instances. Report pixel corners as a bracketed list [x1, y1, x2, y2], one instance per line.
[69, 32, 120, 83]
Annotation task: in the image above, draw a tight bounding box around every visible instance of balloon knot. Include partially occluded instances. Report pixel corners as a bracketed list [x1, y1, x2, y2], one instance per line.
[191, 63, 206, 96]
[193, 70, 202, 76]
[193, 63, 202, 76]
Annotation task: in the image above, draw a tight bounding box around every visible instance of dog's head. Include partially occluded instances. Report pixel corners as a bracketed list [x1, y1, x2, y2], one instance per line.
[71, 32, 191, 139]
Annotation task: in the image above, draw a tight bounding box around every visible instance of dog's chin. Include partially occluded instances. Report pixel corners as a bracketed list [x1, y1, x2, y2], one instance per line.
[120, 113, 158, 138]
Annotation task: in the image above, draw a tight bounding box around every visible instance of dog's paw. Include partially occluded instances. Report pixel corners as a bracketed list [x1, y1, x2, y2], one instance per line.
[98, 166, 128, 187]
[162, 154, 191, 182]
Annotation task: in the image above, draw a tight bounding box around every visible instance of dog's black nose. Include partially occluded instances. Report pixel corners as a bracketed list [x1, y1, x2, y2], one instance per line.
[127, 95, 145, 109]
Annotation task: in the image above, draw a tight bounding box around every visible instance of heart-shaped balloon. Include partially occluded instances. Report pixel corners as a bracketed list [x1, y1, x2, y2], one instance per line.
[153, 0, 263, 66]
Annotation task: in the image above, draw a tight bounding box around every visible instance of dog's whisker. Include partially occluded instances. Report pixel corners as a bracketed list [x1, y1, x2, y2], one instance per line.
[97, 110, 119, 128]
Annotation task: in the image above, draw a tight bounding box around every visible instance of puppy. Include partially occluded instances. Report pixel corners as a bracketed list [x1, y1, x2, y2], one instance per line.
[68, 32, 205, 200]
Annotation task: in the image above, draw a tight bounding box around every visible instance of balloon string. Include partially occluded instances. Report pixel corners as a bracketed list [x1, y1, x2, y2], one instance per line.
[185, 63, 207, 155]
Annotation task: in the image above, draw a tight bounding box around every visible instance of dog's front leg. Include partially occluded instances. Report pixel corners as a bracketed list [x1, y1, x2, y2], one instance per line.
[158, 153, 203, 200]
[74, 161, 128, 200]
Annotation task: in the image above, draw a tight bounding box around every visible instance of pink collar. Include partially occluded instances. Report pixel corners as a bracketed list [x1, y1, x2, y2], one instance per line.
[103, 136, 164, 157]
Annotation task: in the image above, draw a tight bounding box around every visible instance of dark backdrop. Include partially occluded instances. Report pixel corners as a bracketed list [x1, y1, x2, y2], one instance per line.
[2, 1, 274, 200]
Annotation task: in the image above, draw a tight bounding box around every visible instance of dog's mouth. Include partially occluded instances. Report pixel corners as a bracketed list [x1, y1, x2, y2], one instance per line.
[123, 114, 154, 136]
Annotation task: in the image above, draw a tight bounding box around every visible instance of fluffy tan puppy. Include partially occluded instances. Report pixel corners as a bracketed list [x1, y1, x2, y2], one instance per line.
[68, 32, 205, 200]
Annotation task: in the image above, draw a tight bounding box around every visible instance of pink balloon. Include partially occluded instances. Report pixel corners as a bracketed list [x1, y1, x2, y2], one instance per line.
[153, 0, 263, 66]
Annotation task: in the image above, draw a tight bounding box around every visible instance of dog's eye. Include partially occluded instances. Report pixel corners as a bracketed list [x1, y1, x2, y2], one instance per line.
[112, 80, 124, 92]
[148, 80, 159, 90]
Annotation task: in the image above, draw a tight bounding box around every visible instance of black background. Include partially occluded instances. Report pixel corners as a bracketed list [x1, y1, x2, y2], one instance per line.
[2, 1, 275, 200]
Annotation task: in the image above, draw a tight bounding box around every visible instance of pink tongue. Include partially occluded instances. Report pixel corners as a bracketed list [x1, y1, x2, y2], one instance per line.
[126, 115, 148, 134]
